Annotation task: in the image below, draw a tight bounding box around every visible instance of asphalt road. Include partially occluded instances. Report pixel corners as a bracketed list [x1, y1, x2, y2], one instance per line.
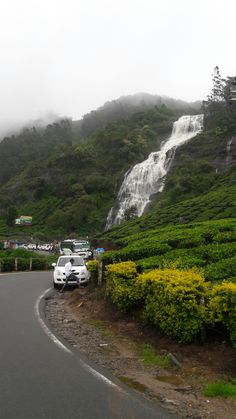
[0, 271, 178, 419]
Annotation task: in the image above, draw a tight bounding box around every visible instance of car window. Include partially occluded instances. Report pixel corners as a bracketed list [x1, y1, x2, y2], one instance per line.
[58, 257, 84, 266]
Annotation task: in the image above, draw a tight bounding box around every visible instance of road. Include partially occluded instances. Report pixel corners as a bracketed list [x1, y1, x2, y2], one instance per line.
[0, 271, 177, 419]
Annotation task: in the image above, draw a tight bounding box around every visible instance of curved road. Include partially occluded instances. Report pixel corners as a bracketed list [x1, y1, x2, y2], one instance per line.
[0, 271, 177, 419]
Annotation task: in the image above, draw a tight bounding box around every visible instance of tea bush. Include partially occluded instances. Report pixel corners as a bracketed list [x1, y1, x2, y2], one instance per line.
[102, 242, 171, 264]
[205, 256, 236, 282]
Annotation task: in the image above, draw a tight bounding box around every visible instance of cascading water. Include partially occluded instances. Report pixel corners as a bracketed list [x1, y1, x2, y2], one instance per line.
[105, 114, 204, 230]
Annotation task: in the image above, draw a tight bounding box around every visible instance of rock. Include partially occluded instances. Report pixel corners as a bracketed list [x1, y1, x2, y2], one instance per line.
[162, 398, 179, 406]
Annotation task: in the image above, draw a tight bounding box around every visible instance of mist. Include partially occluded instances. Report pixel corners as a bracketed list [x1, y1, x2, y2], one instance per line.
[0, 113, 64, 141]
[0, 0, 235, 135]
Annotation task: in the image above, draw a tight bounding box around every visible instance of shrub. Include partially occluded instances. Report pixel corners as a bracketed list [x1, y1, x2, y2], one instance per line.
[17, 258, 30, 271]
[105, 261, 139, 311]
[87, 260, 99, 284]
[32, 258, 46, 270]
[208, 282, 236, 346]
[137, 268, 208, 343]
[10, 248, 35, 258]
[102, 242, 171, 264]
[0, 258, 15, 272]
[205, 256, 236, 282]
[136, 255, 206, 271]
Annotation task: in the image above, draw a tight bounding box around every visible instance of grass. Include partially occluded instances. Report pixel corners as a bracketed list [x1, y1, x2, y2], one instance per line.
[203, 381, 236, 398]
[141, 344, 170, 368]
[86, 319, 113, 337]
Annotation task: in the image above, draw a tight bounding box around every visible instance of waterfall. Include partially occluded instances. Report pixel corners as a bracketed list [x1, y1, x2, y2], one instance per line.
[105, 114, 204, 230]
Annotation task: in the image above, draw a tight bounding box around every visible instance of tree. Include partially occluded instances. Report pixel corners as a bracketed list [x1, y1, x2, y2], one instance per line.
[6, 206, 18, 227]
[124, 205, 138, 221]
[207, 66, 226, 103]
[204, 66, 228, 128]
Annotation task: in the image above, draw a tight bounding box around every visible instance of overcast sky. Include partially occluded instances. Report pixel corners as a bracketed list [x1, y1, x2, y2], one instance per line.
[0, 0, 235, 132]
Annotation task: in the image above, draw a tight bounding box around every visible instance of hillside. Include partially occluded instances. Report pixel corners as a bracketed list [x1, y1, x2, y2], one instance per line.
[0, 102, 180, 239]
[78, 92, 201, 138]
[0, 89, 236, 241]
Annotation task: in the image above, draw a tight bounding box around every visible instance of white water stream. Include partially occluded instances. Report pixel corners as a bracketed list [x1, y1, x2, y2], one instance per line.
[105, 114, 204, 230]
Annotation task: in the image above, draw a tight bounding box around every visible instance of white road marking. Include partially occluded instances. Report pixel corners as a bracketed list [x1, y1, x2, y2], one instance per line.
[35, 288, 122, 391]
[34, 288, 72, 354]
[80, 360, 121, 390]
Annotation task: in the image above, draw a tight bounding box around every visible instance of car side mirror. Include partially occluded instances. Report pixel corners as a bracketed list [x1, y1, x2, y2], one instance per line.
[51, 263, 56, 267]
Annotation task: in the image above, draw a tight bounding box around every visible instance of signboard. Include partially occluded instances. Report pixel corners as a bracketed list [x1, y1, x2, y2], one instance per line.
[15, 216, 33, 226]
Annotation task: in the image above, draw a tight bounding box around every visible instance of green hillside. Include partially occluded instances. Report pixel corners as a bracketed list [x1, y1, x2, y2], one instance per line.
[0, 103, 179, 238]
[0, 82, 236, 241]
[101, 218, 236, 283]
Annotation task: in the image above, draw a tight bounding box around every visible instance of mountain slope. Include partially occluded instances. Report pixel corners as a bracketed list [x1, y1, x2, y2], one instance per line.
[0, 104, 179, 238]
[0, 94, 235, 241]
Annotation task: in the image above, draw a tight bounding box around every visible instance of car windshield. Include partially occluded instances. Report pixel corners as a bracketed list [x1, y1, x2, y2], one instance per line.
[74, 244, 89, 251]
[58, 257, 84, 267]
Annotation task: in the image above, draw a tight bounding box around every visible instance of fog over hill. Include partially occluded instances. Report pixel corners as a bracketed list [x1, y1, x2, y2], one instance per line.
[75, 92, 202, 138]
[0, 112, 64, 142]
[0, 93, 201, 142]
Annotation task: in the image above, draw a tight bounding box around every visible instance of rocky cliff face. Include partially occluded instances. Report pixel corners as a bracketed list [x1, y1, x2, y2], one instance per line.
[224, 136, 236, 168]
[210, 135, 236, 173]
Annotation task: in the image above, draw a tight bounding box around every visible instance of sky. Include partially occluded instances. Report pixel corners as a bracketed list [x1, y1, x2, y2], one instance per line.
[0, 0, 235, 133]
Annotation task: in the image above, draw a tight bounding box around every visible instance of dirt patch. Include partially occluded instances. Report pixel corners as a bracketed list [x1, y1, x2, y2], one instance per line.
[45, 286, 236, 419]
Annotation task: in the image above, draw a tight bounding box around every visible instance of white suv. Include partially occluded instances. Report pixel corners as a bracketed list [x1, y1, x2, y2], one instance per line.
[52, 255, 90, 289]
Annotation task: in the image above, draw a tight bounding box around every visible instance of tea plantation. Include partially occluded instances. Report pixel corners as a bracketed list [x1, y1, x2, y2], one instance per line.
[100, 218, 236, 344]
[102, 218, 236, 282]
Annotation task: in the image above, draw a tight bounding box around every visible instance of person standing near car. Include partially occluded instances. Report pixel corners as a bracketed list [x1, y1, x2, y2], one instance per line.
[60, 258, 80, 292]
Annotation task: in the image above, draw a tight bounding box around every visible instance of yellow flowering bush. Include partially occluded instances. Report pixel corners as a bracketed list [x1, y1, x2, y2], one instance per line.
[208, 282, 236, 346]
[105, 261, 139, 311]
[87, 260, 99, 283]
[137, 268, 208, 343]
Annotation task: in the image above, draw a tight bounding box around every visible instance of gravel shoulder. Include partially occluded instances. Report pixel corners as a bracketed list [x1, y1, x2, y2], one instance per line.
[45, 286, 236, 419]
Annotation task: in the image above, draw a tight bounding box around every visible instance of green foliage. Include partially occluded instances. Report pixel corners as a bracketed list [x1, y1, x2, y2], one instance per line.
[0, 248, 56, 272]
[32, 258, 47, 270]
[5, 206, 18, 227]
[105, 261, 138, 311]
[137, 268, 207, 343]
[123, 205, 138, 221]
[87, 259, 99, 283]
[103, 254, 236, 345]
[10, 248, 36, 258]
[208, 282, 236, 346]
[0, 258, 15, 271]
[141, 344, 170, 368]
[205, 256, 236, 282]
[102, 219, 236, 286]
[17, 258, 30, 271]
[102, 242, 171, 264]
[203, 381, 236, 398]
[0, 104, 177, 238]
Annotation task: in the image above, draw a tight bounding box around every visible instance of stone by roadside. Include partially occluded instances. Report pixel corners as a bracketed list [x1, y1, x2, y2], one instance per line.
[44, 286, 236, 419]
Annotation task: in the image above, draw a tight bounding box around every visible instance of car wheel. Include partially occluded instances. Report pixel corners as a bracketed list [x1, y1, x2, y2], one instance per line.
[53, 282, 60, 290]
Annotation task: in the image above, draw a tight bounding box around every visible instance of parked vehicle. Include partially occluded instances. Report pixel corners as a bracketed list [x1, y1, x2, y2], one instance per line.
[52, 255, 90, 289]
[27, 243, 37, 250]
[60, 239, 92, 259]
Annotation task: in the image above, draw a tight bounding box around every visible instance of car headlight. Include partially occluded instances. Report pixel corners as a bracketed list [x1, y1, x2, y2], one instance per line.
[56, 269, 63, 276]
[80, 269, 87, 275]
